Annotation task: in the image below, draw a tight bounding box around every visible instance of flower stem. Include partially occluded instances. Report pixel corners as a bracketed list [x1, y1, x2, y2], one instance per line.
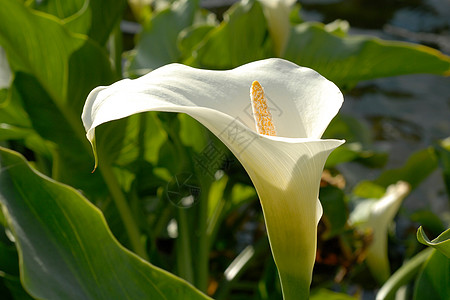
[98, 162, 148, 260]
[176, 208, 194, 283]
[196, 178, 210, 292]
[279, 271, 310, 300]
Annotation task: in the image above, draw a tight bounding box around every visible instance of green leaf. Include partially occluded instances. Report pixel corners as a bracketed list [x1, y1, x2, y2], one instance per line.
[0, 124, 33, 141]
[0, 1, 112, 103]
[417, 227, 450, 259]
[283, 22, 450, 88]
[375, 147, 438, 189]
[352, 180, 386, 199]
[11, 72, 108, 198]
[324, 114, 387, 167]
[67, 0, 126, 46]
[0, 0, 123, 197]
[127, 0, 197, 74]
[29, 0, 86, 20]
[13, 72, 89, 159]
[178, 24, 216, 58]
[0, 87, 52, 160]
[186, 0, 273, 69]
[413, 250, 450, 300]
[351, 146, 438, 203]
[324, 114, 373, 146]
[0, 147, 211, 300]
[325, 143, 387, 168]
[376, 248, 433, 300]
[31, 0, 126, 46]
[0, 0, 116, 112]
[114, 113, 168, 167]
[179, 113, 209, 153]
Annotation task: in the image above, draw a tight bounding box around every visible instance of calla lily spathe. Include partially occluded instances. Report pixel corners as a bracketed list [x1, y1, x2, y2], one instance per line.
[349, 181, 410, 284]
[82, 58, 344, 299]
[258, 0, 296, 56]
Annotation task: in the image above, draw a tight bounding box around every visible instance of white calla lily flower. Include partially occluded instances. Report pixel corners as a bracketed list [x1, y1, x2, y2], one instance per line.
[258, 0, 296, 56]
[82, 58, 344, 299]
[350, 181, 411, 284]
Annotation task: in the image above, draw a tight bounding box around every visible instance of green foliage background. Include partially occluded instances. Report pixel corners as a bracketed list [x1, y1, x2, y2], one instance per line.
[0, 0, 449, 299]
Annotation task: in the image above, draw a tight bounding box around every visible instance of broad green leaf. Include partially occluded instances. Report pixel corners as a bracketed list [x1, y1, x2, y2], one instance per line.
[113, 113, 167, 167]
[324, 114, 387, 167]
[0, 0, 113, 103]
[0, 124, 34, 141]
[29, 0, 85, 20]
[13, 72, 90, 160]
[0, 85, 52, 158]
[324, 114, 372, 146]
[0, 147, 211, 300]
[179, 113, 210, 153]
[352, 146, 439, 201]
[127, 0, 198, 74]
[11, 72, 108, 198]
[283, 22, 450, 88]
[413, 250, 450, 300]
[186, 0, 274, 69]
[178, 24, 216, 58]
[374, 147, 438, 189]
[0, 85, 51, 159]
[178, 6, 218, 59]
[325, 143, 387, 168]
[0, 0, 124, 198]
[30, 0, 127, 46]
[66, 42, 117, 113]
[352, 181, 386, 199]
[417, 227, 450, 258]
[65, 0, 126, 46]
[0, 0, 116, 112]
[0, 0, 116, 143]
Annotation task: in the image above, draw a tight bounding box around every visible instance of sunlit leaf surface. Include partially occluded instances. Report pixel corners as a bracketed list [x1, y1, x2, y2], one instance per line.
[0, 147, 211, 300]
